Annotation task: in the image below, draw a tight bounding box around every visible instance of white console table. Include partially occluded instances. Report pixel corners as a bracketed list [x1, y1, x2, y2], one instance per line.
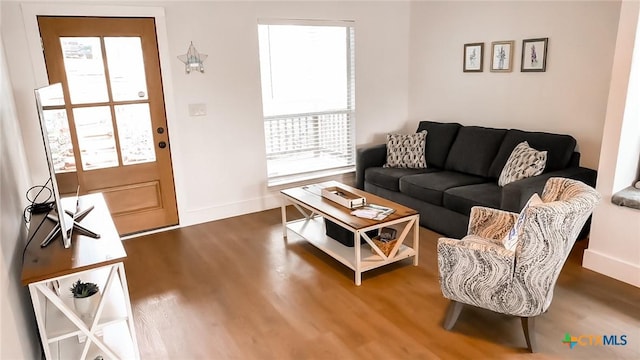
[22, 193, 139, 359]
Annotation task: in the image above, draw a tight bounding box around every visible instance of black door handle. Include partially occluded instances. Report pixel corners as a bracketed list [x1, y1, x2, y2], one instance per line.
[158, 141, 166, 149]
[157, 127, 165, 134]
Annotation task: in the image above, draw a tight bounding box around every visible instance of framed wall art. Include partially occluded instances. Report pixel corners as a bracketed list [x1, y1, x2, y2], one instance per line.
[521, 38, 548, 72]
[490, 40, 514, 72]
[463, 43, 484, 72]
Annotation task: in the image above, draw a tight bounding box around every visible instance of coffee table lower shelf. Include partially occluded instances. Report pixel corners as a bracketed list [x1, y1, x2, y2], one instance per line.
[286, 217, 417, 279]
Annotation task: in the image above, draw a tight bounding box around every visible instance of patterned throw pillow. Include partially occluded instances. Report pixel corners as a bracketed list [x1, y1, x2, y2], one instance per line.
[502, 193, 543, 251]
[384, 131, 427, 168]
[498, 141, 547, 186]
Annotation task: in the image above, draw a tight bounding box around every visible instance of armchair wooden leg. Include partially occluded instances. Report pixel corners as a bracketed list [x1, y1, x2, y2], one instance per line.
[521, 317, 537, 353]
[443, 301, 464, 330]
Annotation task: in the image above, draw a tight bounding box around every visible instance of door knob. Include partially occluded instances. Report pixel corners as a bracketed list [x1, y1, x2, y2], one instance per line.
[158, 141, 166, 149]
[157, 127, 164, 134]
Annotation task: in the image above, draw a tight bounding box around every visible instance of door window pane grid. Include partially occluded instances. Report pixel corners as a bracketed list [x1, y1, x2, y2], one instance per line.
[72, 106, 119, 170]
[104, 37, 149, 102]
[114, 104, 156, 165]
[57, 36, 156, 172]
[61, 37, 110, 104]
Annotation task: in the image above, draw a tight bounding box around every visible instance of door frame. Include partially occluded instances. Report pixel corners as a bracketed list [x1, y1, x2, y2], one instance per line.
[22, 3, 185, 230]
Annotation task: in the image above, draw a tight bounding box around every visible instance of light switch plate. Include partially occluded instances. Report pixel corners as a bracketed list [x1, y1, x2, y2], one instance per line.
[188, 103, 207, 116]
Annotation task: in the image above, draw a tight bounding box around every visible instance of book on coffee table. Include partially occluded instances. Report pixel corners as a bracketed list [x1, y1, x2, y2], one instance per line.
[351, 204, 395, 220]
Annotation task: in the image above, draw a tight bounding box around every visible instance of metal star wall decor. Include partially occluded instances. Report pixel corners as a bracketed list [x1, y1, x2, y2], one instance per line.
[177, 42, 207, 74]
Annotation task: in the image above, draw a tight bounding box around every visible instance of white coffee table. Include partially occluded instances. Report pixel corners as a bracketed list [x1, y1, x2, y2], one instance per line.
[281, 181, 420, 285]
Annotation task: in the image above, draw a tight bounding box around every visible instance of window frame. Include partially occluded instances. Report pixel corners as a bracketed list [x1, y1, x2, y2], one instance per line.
[257, 18, 356, 186]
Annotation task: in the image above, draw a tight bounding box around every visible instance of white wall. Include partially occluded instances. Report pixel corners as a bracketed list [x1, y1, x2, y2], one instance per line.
[1, 0, 412, 227]
[584, 0, 640, 288]
[408, 1, 621, 170]
[163, 1, 412, 225]
[0, 38, 40, 359]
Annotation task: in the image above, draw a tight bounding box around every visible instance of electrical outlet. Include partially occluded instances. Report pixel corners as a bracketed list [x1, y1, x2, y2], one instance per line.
[188, 103, 207, 116]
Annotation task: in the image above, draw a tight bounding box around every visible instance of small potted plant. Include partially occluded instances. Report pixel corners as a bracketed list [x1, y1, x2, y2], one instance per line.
[70, 280, 100, 318]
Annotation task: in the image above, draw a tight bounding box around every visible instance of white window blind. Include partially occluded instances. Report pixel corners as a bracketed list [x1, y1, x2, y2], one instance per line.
[258, 21, 355, 185]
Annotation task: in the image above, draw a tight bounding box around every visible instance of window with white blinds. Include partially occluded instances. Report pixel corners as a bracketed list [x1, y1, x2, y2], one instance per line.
[258, 20, 355, 185]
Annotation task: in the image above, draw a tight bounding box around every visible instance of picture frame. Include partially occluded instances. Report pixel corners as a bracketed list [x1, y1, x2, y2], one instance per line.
[521, 38, 548, 72]
[490, 41, 514, 72]
[463, 43, 484, 72]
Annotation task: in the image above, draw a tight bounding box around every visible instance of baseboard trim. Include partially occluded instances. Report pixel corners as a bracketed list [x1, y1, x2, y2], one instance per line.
[180, 193, 282, 227]
[177, 174, 356, 228]
[583, 249, 640, 287]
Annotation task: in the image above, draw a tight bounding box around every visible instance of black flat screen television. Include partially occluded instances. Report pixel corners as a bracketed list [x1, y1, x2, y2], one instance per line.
[34, 83, 73, 248]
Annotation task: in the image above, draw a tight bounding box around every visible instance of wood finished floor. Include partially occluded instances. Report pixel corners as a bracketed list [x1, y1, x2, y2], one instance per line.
[123, 207, 640, 359]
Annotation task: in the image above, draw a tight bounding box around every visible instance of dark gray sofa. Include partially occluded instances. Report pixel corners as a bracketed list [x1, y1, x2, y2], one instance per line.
[355, 121, 597, 239]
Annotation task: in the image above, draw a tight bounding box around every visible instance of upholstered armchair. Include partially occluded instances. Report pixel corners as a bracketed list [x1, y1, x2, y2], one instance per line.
[437, 177, 600, 352]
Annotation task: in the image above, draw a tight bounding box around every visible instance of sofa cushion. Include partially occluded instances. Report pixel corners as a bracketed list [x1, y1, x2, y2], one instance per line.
[416, 121, 462, 169]
[488, 129, 577, 179]
[384, 131, 428, 168]
[498, 141, 547, 186]
[365, 167, 434, 192]
[444, 126, 507, 177]
[399, 171, 487, 206]
[443, 183, 502, 216]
